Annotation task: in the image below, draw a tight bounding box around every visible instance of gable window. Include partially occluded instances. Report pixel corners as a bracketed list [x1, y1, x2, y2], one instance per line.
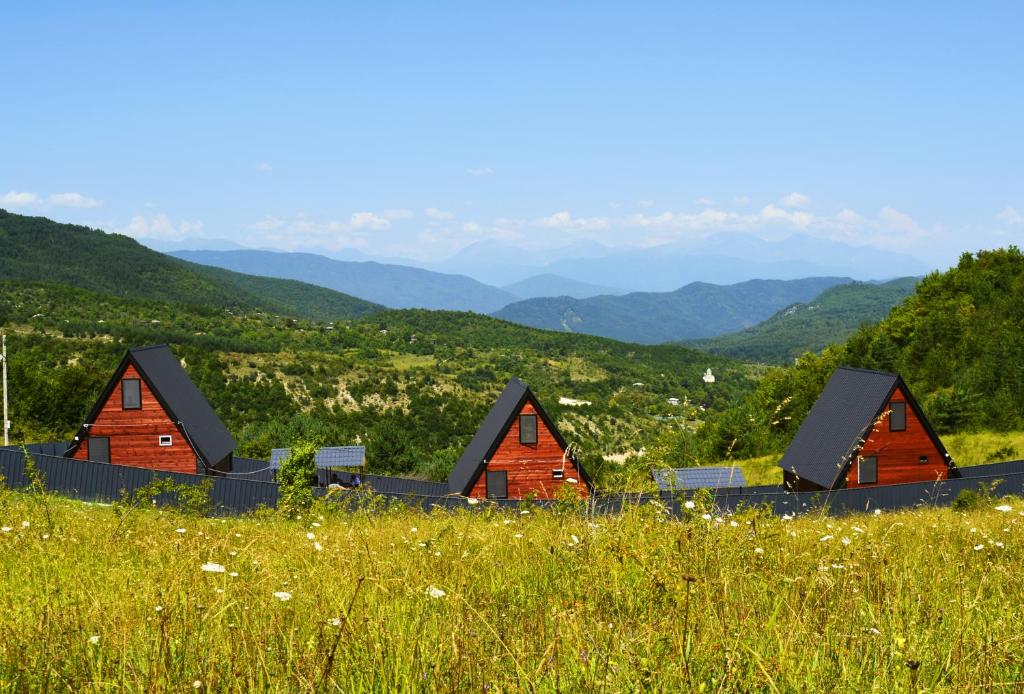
[486, 470, 508, 499]
[159, 435, 173, 447]
[858, 455, 878, 485]
[89, 436, 110, 464]
[519, 414, 538, 445]
[552, 469, 565, 480]
[122, 378, 142, 410]
[889, 402, 906, 432]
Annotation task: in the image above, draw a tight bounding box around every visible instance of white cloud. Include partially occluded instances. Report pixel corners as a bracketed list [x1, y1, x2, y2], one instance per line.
[251, 216, 285, 231]
[761, 204, 813, 228]
[117, 215, 204, 241]
[0, 190, 42, 207]
[835, 209, 862, 225]
[256, 162, 272, 172]
[349, 212, 391, 230]
[878, 206, 920, 233]
[425, 207, 454, 221]
[467, 167, 494, 177]
[637, 199, 655, 209]
[779, 192, 811, 209]
[48, 192, 102, 208]
[536, 211, 609, 231]
[734, 195, 751, 205]
[694, 197, 715, 206]
[383, 208, 414, 220]
[998, 207, 1023, 225]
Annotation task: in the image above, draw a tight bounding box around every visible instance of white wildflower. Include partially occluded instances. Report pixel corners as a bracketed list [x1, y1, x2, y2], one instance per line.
[701, 513, 712, 521]
[176, 528, 187, 534]
[729, 520, 739, 527]
[1, 527, 11, 533]
[306, 532, 315, 540]
[155, 605, 163, 612]
[88, 635, 100, 645]
[819, 535, 833, 542]
[754, 547, 764, 554]
[21, 521, 29, 528]
[229, 572, 239, 578]
[426, 586, 446, 599]
[311, 522, 321, 527]
[520, 510, 530, 515]
[684, 500, 696, 510]
[852, 526, 865, 533]
[193, 680, 203, 689]
[873, 509, 882, 516]
[327, 617, 342, 627]
[995, 505, 1013, 512]
[841, 537, 852, 545]
[410, 527, 418, 533]
[570, 535, 580, 545]
[995, 541, 1005, 548]
[503, 519, 513, 525]
[514, 533, 523, 539]
[467, 498, 480, 505]
[313, 542, 323, 552]
[781, 514, 794, 521]
[869, 627, 881, 635]
[974, 544, 985, 551]
[273, 591, 292, 601]
[201, 563, 226, 573]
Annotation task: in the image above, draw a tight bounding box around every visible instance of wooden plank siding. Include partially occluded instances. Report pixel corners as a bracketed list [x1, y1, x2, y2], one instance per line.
[467, 402, 589, 500]
[71, 364, 198, 474]
[844, 385, 948, 488]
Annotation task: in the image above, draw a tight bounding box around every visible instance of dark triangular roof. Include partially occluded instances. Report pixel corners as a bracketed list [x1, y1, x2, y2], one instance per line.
[777, 366, 953, 489]
[448, 378, 592, 495]
[67, 345, 236, 468]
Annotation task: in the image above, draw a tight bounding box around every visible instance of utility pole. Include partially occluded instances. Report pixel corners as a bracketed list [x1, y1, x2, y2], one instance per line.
[1, 332, 8, 446]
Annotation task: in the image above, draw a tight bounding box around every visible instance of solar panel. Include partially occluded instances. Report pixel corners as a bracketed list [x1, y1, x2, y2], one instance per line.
[314, 446, 366, 468]
[269, 446, 366, 469]
[651, 466, 746, 490]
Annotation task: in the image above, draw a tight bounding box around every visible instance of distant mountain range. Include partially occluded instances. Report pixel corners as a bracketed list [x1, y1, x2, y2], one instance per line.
[170, 250, 519, 313]
[501, 274, 624, 299]
[493, 277, 851, 344]
[686, 277, 920, 363]
[0, 210, 381, 321]
[423, 235, 932, 290]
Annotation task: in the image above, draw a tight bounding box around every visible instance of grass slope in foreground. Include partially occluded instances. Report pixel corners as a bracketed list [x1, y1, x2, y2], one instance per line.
[1, 491, 1022, 690]
[0, 209, 381, 321]
[687, 277, 919, 364]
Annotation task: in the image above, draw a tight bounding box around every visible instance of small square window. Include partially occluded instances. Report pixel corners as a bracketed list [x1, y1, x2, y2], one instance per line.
[919, 455, 929, 465]
[859, 455, 878, 485]
[519, 414, 538, 445]
[159, 435, 173, 447]
[486, 470, 508, 499]
[552, 469, 564, 480]
[889, 402, 906, 432]
[122, 378, 141, 410]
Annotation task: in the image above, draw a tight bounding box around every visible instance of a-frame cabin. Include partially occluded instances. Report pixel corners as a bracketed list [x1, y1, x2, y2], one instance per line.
[448, 378, 593, 500]
[65, 345, 235, 475]
[779, 366, 957, 491]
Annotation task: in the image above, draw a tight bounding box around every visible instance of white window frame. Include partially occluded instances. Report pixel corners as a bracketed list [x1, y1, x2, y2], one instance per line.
[158, 435, 173, 447]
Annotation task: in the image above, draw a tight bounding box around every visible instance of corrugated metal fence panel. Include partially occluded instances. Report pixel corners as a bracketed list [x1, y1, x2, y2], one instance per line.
[230, 456, 278, 483]
[959, 460, 1024, 478]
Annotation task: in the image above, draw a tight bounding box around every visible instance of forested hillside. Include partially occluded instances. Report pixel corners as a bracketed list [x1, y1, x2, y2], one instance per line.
[657, 248, 1024, 467]
[493, 277, 850, 343]
[0, 282, 755, 488]
[688, 277, 919, 363]
[0, 210, 381, 320]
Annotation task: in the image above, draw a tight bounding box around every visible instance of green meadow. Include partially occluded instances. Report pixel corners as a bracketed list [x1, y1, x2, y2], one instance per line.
[2, 485, 1023, 692]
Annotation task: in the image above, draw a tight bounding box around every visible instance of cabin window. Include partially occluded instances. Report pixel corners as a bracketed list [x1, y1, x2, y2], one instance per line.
[889, 402, 906, 432]
[486, 470, 508, 499]
[919, 455, 929, 465]
[519, 415, 538, 445]
[858, 455, 877, 485]
[122, 378, 142, 410]
[552, 469, 565, 480]
[89, 436, 110, 464]
[159, 435, 173, 447]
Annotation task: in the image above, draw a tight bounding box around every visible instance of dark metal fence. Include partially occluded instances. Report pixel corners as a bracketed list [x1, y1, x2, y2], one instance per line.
[3, 444, 1023, 518]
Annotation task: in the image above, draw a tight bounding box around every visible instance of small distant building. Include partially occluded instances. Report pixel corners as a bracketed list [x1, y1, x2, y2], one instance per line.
[652, 466, 746, 491]
[449, 378, 593, 500]
[66, 345, 236, 474]
[667, 397, 681, 406]
[702, 368, 716, 384]
[778, 366, 957, 491]
[270, 446, 366, 485]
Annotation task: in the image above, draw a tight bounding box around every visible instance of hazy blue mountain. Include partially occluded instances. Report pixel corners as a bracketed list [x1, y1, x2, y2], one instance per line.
[502, 274, 625, 299]
[687, 277, 920, 363]
[171, 249, 519, 313]
[493, 277, 852, 344]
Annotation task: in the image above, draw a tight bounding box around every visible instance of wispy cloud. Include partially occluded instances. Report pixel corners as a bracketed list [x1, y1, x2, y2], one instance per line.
[1, 190, 103, 209]
[48, 192, 102, 208]
[383, 208, 414, 220]
[535, 211, 609, 231]
[998, 207, 1023, 225]
[425, 207, 454, 221]
[466, 167, 494, 177]
[117, 214, 204, 241]
[0, 190, 41, 207]
[778, 192, 811, 209]
[256, 162, 273, 173]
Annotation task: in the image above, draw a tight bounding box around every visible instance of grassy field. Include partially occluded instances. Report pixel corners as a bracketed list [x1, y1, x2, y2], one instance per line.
[2, 487, 1024, 691]
[726, 430, 1024, 489]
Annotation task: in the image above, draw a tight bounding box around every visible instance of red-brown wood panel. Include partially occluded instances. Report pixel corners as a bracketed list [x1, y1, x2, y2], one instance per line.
[845, 386, 948, 488]
[467, 402, 588, 500]
[71, 364, 198, 474]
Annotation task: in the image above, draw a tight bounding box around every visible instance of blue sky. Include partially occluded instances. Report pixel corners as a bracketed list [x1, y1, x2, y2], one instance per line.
[2, 2, 1022, 264]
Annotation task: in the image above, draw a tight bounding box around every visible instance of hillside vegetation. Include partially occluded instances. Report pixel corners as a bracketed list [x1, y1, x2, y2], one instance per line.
[0, 210, 381, 321]
[1, 490, 1022, 690]
[172, 249, 518, 313]
[688, 277, 919, 363]
[657, 248, 1024, 468]
[494, 277, 850, 344]
[0, 282, 754, 487]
